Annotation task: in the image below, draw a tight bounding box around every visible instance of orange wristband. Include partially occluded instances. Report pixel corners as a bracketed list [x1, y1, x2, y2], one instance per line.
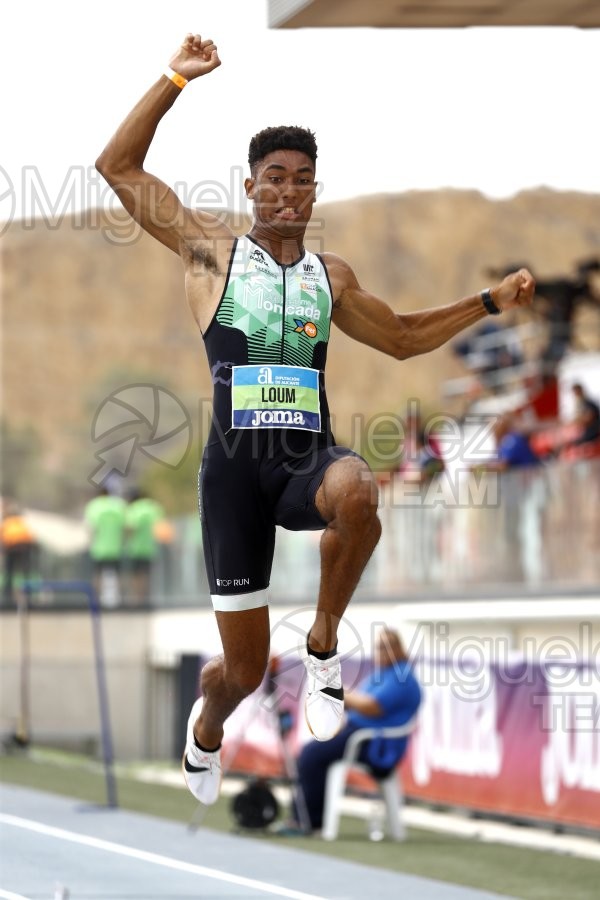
[163, 68, 188, 90]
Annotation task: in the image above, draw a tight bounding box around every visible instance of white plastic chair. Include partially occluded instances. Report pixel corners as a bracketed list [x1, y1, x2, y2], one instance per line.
[321, 719, 417, 841]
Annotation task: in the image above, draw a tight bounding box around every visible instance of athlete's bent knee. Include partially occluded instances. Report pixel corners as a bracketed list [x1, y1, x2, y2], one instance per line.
[336, 463, 379, 524]
[226, 659, 266, 699]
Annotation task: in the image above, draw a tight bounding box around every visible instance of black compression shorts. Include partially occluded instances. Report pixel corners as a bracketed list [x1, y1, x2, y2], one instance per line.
[198, 428, 362, 611]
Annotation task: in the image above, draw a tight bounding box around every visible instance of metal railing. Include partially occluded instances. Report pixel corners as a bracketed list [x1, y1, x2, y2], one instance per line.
[4, 457, 598, 609]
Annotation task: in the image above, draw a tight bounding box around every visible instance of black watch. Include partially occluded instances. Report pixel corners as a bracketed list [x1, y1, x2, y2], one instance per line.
[481, 288, 502, 315]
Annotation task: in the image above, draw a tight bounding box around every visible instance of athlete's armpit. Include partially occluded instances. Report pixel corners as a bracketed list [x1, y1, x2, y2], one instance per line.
[185, 242, 221, 275]
[182, 234, 236, 278]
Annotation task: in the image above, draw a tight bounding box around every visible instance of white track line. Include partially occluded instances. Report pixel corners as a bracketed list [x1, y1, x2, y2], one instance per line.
[0, 814, 329, 900]
[0, 890, 33, 900]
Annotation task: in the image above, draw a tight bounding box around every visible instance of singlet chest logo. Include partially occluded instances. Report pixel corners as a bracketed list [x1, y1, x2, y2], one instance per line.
[241, 268, 323, 324]
[242, 271, 285, 315]
[215, 241, 332, 367]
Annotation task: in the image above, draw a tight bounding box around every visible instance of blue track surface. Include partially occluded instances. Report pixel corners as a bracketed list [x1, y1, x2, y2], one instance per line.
[0, 784, 517, 900]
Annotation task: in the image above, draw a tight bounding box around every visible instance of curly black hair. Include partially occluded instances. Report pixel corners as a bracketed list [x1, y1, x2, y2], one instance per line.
[248, 126, 317, 174]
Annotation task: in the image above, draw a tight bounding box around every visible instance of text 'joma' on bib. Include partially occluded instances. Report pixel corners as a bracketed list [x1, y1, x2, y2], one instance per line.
[231, 365, 321, 432]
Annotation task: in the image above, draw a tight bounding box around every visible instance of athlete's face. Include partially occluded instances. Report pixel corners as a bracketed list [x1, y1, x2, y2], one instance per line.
[245, 150, 317, 235]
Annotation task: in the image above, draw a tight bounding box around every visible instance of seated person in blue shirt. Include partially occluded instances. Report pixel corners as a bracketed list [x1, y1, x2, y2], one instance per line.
[290, 627, 421, 834]
[477, 413, 541, 472]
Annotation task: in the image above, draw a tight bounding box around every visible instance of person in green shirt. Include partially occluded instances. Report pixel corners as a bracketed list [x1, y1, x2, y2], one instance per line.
[124, 488, 165, 606]
[84, 487, 126, 607]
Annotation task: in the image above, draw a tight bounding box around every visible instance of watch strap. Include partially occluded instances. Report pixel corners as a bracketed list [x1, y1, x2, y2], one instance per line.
[481, 288, 502, 315]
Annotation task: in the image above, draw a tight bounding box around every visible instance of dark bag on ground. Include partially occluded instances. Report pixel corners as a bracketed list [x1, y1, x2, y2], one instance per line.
[230, 778, 280, 829]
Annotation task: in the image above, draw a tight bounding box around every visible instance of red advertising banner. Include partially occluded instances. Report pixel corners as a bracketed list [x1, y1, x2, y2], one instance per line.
[221, 654, 600, 831]
[403, 657, 600, 830]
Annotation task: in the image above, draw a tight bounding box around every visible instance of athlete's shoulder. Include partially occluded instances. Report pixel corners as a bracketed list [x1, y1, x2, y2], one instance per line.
[320, 251, 354, 277]
[320, 250, 346, 267]
[319, 252, 359, 301]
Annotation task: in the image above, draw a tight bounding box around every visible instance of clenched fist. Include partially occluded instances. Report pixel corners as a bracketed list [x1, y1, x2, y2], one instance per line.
[490, 268, 536, 312]
[168, 33, 221, 81]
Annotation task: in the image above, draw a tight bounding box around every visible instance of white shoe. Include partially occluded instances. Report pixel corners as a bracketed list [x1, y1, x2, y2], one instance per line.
[303, 649, 344, 741]
[182, 697, 222, 805]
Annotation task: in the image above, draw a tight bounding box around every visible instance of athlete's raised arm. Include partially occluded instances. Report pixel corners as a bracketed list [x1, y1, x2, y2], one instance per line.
[324, 252, 535, 360]
[96, 33, 230, 255]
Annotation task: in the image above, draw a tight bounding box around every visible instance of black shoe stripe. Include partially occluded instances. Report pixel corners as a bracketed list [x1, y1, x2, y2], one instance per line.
[184, 757, 209, 774]
[320, 686, 344, 701]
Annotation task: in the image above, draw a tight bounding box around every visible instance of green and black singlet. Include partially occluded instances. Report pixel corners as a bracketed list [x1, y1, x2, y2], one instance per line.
[199, 236, 360, 611]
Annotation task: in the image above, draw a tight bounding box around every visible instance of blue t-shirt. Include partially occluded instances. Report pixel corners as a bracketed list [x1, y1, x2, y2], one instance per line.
[497, 433, 539, 467]
[347, 661, 421, 770]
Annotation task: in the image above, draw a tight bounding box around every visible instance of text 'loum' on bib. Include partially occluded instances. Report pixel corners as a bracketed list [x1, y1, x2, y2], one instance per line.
[231, 365, 321, 432]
